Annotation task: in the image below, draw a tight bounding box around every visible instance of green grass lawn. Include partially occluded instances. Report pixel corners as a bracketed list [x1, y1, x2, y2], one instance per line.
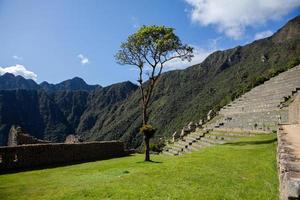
[0, 134, 279, 200]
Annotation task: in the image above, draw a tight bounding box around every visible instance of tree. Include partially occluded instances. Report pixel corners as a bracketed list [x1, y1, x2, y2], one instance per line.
[115, 25, 193, 161]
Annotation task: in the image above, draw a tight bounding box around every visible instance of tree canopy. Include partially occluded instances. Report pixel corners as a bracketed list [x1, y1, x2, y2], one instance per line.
[116, 25, 193, 71]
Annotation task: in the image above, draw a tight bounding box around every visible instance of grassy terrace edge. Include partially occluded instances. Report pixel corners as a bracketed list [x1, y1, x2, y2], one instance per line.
[0, 134, 278, 200]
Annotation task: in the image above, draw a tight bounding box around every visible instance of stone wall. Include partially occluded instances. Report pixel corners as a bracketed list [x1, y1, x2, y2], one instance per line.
[289, 93, 300, 124]
[0, 141, 126, 172]
[277, 125, 300, 200]
[278, 93, 300, 200]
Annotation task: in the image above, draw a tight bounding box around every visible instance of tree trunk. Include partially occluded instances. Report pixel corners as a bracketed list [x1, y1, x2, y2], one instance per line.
[143, 104, 151, 161]
[140, 77, 153, 162]
[142, 106, 147, 126]
[144, 136, 150, 161]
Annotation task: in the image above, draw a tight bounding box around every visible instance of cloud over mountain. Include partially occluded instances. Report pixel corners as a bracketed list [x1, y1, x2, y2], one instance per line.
[0, 64, 38, 81]
[185, 0, 300, 39]
[254, 30, 274, 40]
[166, 45, 212, 70]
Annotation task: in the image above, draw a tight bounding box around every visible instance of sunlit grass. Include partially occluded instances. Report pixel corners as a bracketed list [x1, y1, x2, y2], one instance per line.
[0, 134, 278, 200]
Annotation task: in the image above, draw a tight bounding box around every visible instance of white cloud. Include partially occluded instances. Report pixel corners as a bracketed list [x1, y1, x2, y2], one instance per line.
[0, 64, 38, 81]
[185, 0, 300, 39]
[78, 54, 89, 65]
[12, 55, 23, 60]
[254, 30, 274, 40]
[165, 45, 213, 70]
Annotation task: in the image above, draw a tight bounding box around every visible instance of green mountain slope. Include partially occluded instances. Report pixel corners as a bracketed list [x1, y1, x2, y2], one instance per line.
[84, 15, 300, 148]
[0, 81, 137, 145]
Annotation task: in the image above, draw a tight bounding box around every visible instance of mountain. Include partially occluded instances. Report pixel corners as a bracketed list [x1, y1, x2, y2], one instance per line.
[0, 15, 299, 147]
[0, 81, 137, 145]
[0, 89, 71, 144]
[0, 73, 39, 90]
[271, 15, 300, 43]
[40, 77, 100, 92]
[0, 73, 100, 92]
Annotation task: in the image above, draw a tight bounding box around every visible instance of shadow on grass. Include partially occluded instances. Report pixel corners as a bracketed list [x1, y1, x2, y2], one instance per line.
[225, 138, 277, 146]
[136, 160, 163, 164]
[0, 153, 134, 175]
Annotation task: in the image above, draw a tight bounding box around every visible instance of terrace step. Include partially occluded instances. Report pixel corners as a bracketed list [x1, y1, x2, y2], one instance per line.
[167, 149, 181, 156]
[200, 137, 227, 145]
[162, 151, 175, 156]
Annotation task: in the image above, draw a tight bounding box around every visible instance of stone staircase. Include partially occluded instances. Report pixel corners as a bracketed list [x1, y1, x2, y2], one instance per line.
[162, 128, 261, 156]
[163, 65, 300, 156]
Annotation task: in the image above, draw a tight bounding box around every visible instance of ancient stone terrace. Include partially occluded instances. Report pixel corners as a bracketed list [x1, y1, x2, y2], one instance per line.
[210, 65, 300, 131]
[163, 65, 300, 156]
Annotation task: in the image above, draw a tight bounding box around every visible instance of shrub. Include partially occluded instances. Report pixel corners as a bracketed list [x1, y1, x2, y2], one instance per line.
[140, 124, 156, 139]
[149, 140, 166, 153]
[287, 57, 300, 69]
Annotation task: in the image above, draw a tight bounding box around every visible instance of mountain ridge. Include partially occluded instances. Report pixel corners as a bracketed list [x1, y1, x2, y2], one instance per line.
[0, 73, 103, 92]
[0, 15, 299, 147]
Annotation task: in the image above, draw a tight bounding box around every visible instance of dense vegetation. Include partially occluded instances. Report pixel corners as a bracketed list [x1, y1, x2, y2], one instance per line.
[0, 16, 299, 148]
[0, 134, 278, 200]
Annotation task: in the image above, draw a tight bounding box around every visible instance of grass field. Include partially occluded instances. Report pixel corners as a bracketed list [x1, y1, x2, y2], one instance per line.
[0, 134, 279, 200]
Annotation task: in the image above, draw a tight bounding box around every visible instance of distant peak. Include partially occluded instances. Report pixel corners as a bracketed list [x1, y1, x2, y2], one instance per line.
[40, 81, 50, 85]
[62, 77, 83, 82]
[39, 76, 99, 92]
[111, 81, 137, 88]
[71, 77, 85, 82]
[2, 73, 16, 78]
[61, 77, 89, 86]
[272, 15, 300, 43]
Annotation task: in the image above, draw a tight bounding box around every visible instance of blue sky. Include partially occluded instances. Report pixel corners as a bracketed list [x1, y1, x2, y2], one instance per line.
[0, 0, 299, 86]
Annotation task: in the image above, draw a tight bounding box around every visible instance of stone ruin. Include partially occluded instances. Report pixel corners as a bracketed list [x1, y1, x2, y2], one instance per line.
[172, 132, 178, 143]
[7, 125, 50, 146]
[1, 126, 127, 172]
[7, 126, 83, 146]
[277, 93, 300, 200]
[65, 134, 82, 144]
[0, 140, 126, 172]
[178, 120, 204, 140]
[207, 110, 215, 121]
[288, 92, 300, 124]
